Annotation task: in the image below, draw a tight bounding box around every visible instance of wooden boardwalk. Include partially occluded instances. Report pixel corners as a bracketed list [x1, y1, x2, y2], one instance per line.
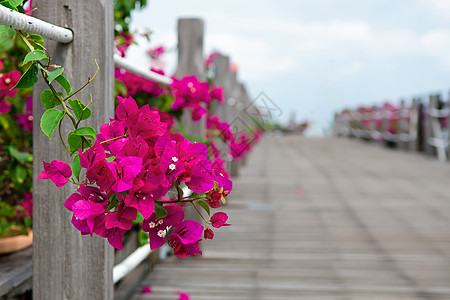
[131, 136, 450, 300]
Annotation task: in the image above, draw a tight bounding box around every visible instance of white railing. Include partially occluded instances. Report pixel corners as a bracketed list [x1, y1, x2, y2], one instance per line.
[0, 4, 72, 43]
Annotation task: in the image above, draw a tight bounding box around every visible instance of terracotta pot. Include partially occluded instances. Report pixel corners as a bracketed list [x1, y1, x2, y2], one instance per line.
[0, 226, 33, 255]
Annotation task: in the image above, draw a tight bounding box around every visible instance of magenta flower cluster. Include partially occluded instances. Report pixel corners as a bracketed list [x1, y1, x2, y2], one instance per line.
[170, 75, 224, 121]
[38, 96, 232, 256]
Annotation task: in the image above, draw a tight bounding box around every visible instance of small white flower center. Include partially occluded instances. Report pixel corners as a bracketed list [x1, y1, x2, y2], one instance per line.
[157, 230, 165, 237]
[219, 173, 224, 177]
[187, 82, 194, 88]
[157, 219, 164, 225]
[172, 156, 178, 162]
[142, 196, 147, 201]
[149, 222, 156, 228]
[169, 163, 176, 170]
[5, 78, 11, 84]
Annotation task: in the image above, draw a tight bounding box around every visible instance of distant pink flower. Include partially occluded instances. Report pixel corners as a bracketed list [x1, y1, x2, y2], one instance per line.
[0, 71, 20, 99]
[141, 286, 152, 294]
[210, 86, 224, 103]
[37, 160, 72, 187]
[17, 113, 33, 133]
[176, 291, 191, 300]
[205, 51, 222, 68]
[148, 45, 165, 59]
[20, 192, 33, 217]
[0, 100, 11, 114]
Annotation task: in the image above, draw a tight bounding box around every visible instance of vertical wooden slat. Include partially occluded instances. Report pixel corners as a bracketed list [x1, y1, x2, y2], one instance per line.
[32, 1, 114, 299]
[212, 55, 232, 164]
[176, 18, 205, 139]
[424, 95, 435, 156]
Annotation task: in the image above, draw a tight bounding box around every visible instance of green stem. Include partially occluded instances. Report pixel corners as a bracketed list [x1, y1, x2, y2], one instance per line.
[100, 134, 128, 144]
[58, 113, 70, 154]
[192, 202, 208, 223]
[62, 60, 99, 102]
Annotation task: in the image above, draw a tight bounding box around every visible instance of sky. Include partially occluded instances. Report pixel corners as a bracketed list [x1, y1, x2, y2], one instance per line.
[129, 0, 450, 136]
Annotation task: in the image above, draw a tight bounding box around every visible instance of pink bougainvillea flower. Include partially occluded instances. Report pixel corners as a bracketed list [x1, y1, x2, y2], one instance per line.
[168, 220, 203, 257]
[148, 45, 165, 59]
[210, 212, 231, 228]
[0, 100, 11, 114]
[37, 160, 72, 187]
[71, 200, 106, 235]
[191, 105, 207, 121]
[205, 50, 222, 68]
[185, 161, 215, 193]
[115, 96, 138, 121]
[142, 204, 184, 250]
[105, 205, 137, 231]
[108, 156, 143, 192]
[79, 141, 107, 169]
[16, 113, 33, 133]
[141, 286, 152, 294]
[106, 227, 126, 250]
[0, 70, 20, 99]
[20, 192, 33, 217]
[210, 86, 224, 103]
[176, 291, 191, 300]
[203, 228, 214, 240]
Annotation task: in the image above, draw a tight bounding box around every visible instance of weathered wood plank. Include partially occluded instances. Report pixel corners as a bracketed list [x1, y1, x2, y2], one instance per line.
[32, 1, 114, 299]
[176, 18, 205, 139]
[131, 136, 450, 299]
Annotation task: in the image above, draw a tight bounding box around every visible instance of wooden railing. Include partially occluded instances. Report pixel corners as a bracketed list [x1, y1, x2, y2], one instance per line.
[0, 2, 258, 299]
[334, 93, 449, 162]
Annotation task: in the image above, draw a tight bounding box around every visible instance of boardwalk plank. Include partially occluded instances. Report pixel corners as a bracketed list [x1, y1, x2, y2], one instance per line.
[131, 136, 450, 300]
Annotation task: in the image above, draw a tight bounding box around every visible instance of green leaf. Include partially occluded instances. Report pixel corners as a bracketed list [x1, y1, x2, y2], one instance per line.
[71, 154, 81, 181]
[47, 68, 64, 84]
[196, 200, 211, 216]
[8, 145, 32, 164]
[0, 1, 16, 10]
[8, 0, 24, 7]
[107, 194, 120, 212]
[67, 135, 83, 155]
[154, 202, 167, 220]
[55, 75, 72, 95]
[68, 98, 91, 121]
[22, 50, 48, 65]
[13, 64, 38, 89]
[70, 127, 97, 140]
[134, 211, 144, 223]
[40, 90, 61, 109]
[40, 108, 65, 139]
[105, 156, 115, 162]
[138, 229, 149, 247]
[29, 34, 45, 49]
[13, 165, 27, 184]
[0, 24, 15, 45]
[67, 127, 96, 154]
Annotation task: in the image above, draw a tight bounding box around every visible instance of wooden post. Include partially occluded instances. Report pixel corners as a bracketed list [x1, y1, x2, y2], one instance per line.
[212, 55, 232, 165]
[176, 18, 205, 139]
[32, 1, 114, 299]
[228, 70, 240, 177]
[399, 99, 409, 150]
[424, 95, 435, 156]
[448, 91, 450, 160]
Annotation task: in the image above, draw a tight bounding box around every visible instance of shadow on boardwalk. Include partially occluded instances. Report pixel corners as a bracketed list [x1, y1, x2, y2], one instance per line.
[132, 136, 450, 300]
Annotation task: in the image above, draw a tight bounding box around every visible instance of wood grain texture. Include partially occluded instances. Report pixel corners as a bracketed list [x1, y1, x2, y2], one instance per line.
[176, 18, 205, 140]
[131, 136, 450, 299]
[32, 1, 114, 299]
[0, 247, 32, 297]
